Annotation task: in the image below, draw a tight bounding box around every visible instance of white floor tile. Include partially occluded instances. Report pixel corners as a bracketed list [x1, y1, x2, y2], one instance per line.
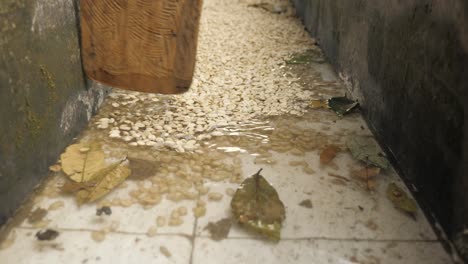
[196, 149, 436, 241]
[0, 228, 191, 264]
[192, 237, 452, 264]
[20, 181, 196, 235]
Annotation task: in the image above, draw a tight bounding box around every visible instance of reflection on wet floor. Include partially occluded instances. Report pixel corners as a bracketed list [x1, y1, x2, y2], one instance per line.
[0, 0, 454, 263]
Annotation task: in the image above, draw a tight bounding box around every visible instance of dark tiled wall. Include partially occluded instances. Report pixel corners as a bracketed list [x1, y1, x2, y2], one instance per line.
[0, 0, 108, 225]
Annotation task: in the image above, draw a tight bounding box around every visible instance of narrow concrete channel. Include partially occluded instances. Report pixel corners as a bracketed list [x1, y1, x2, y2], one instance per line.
[0, 0, 454, 263]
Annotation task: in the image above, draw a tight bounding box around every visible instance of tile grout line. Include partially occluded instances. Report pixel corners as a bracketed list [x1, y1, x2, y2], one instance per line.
[189, 215, 199, 264]
[16, 226, 192, 239]
[195, 234, 441, 243]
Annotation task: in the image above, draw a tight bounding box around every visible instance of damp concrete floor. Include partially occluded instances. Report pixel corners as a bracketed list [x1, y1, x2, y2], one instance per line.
[0, 0, 455, 263]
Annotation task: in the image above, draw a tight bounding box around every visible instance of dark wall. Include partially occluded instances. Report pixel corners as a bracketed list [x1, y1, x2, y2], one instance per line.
[0, 0, 108, 225]
[294, 0, 468, 258]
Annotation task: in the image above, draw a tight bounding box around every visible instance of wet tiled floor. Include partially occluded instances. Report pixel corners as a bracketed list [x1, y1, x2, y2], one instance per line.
[0, 0, 454, 263]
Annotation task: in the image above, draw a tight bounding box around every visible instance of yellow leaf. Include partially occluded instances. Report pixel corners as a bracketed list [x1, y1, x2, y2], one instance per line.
[76, 160, 131, 205]
[60, 143, 106, 182]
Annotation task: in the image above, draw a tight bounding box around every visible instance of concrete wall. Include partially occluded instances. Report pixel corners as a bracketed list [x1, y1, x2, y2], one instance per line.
[294, 0, 468, 258]
[0, 0, 108, 225]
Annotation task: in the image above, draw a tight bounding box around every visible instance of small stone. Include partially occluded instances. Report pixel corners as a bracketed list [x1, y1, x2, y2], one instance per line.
[111, 102, 120, 107]
[119, 125, 131, 131]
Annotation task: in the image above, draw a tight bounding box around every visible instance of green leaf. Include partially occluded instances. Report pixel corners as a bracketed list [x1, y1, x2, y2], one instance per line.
[347, 136, 390, 169]
[386, 183, 417, 217]
[231, 169, 285, 242]
[328, 96, 359, 116]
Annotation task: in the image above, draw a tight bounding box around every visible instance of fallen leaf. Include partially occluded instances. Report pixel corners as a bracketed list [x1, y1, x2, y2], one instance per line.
[386, 183, 417, 217]
[36, 229, 59, 241]
[76, 159, 131, 204]
[347, 136, 390, 169]
[328, 96, 359, 116]
[60, 143, 106, 182]
[28, 208, 48, 224]
[128, 157, 159, 181]
[231, 169, 285, 241]
[204, 218, 232, 241]
[299, 199, 313, 208]
[320, 145, 340, 165]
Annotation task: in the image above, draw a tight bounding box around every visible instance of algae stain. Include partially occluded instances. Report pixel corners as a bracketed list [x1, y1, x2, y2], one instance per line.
[24, 97, 43, 139]
[39, 65, 58, 103]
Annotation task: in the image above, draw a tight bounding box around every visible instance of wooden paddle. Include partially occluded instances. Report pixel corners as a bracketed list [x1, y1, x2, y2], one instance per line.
[80, 0, 203, 94]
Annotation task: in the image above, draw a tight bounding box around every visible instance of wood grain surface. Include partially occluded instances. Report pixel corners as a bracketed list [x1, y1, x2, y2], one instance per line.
[80, 0, 202, 94]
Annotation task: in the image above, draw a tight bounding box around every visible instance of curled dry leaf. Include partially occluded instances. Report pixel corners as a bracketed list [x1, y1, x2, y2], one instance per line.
[320, 145, 340, 165]
[231, 169, 285, 242]
[60, 143, 106, 182]
[328, 96, 359, 116]
[36, 229, 59, 241]
[386, 183, 417, 217]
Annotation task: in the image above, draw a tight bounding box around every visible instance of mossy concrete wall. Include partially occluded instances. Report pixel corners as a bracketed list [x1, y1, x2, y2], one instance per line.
[0, 0, 108, 225]
[293, 0, 467, 258]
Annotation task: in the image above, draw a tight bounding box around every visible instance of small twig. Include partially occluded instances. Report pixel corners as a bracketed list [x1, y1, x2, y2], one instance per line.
[327, 173, 350, 182]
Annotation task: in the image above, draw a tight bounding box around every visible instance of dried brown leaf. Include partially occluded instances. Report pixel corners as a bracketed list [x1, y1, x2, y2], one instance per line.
[60, 143, 106, 182]
[320, 145, 339, 165]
